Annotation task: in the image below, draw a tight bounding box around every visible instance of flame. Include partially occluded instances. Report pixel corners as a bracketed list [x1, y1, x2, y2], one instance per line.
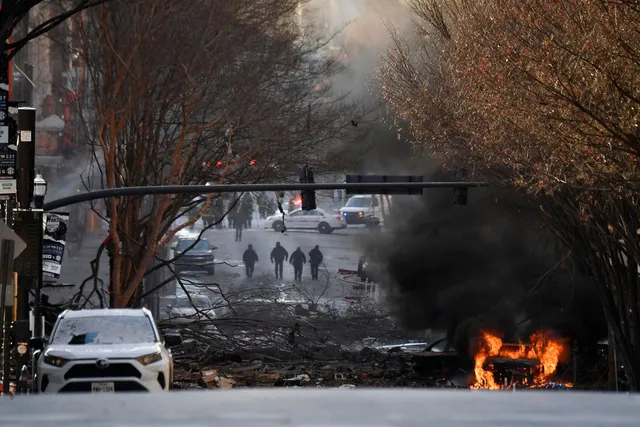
[471, 331, 567, 389]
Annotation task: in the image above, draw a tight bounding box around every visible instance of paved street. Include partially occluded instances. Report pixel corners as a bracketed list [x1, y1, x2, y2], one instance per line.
[45, 216, 374, 307]
[198, 223, 370, 300]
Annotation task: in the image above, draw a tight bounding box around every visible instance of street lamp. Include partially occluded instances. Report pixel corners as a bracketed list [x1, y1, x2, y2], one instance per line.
[33, 173, 47, 209]
[32, 173, 47, 344]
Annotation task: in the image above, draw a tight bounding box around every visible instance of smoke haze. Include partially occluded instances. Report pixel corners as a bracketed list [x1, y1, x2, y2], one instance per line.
[310, 1, 605, 351]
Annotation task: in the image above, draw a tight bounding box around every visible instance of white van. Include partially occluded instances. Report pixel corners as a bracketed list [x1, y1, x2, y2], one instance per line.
[339, 195, 389, 225]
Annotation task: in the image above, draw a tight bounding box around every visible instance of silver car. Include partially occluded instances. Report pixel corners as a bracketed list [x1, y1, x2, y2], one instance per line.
[165, 294, 215, 326]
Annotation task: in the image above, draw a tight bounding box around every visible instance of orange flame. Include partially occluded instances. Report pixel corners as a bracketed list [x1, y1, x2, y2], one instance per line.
[471, 331, 567, 389]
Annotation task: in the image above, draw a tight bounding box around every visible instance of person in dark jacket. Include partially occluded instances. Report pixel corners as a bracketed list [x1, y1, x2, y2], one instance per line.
[270, 242, 289, 279]
[234, 210, 247, 242]
[290, 247, 307, 282]
[242, 244, 259, 278]
[308, 245, 323, 280]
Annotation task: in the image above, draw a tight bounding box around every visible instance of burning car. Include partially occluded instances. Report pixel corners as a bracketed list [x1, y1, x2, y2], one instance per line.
[471, 331, 571, 390]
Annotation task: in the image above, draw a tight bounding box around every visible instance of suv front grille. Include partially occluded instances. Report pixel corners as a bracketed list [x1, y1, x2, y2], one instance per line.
[59, 381, 148, 392]
[64, 363, 142, 380]
[176, 256, 213, 265]
[344, 212, 365, 223]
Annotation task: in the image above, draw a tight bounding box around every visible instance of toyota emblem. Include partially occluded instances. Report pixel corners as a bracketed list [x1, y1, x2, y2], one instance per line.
[96, 359, 110, 369]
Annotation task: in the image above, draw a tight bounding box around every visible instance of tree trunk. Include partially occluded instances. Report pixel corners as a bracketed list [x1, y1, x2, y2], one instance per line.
[108, 250, 115, 308]
[541, 194, 640, 391]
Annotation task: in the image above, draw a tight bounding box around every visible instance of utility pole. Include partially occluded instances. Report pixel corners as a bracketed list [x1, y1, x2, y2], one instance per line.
[1, 239, 15, 396]
[13, 108, 37, 325]
[0, 45, 19, 395]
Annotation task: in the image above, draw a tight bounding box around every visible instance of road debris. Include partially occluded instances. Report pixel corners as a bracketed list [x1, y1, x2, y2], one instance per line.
[174, 343, 472, 390]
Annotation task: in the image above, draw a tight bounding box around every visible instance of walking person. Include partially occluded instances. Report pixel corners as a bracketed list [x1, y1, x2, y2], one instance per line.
[270, 242, 288, 279]
[290, 247, 307, 282]
[308, 245, 323, 280]
[234, 210, 247, 242]
[241, 195, 254, 229]
[242, 244, 259, 278]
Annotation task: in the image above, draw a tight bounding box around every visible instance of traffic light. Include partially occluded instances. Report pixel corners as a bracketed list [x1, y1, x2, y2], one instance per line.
[299, 165, 316, 211]
[453, 186, 468, 206]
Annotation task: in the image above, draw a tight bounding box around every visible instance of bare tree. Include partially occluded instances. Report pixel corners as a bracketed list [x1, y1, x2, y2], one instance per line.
[71, 0, 360, 307]
[0, 0, 109, 70]
[376, 0, 640, 389]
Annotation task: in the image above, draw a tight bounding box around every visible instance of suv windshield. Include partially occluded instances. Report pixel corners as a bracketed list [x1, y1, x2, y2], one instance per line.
[176, 239, 209, 252]
[174, 296, 211, 309]
[51, 315, 157, 345]
[345, 197, 371, 208]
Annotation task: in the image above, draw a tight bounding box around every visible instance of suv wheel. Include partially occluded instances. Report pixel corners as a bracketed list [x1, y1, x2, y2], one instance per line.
[273, 221, 284, 232]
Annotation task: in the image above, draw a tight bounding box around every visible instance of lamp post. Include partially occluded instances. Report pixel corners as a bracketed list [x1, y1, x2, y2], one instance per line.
[33, 174, 47, 209]
[32, 173, 46, 338]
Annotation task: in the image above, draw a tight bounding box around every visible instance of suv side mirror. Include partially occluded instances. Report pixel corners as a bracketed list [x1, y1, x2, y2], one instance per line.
[210, 244, 218, 250]
[164, 332, 183, 347]
[29, 336, 46, 351]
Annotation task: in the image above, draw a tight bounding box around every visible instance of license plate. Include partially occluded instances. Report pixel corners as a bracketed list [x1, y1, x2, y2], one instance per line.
[91, 382, 115, 393]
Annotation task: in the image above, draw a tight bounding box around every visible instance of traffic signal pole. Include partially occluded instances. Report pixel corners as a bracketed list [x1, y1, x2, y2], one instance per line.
[43, 181, 489, 212]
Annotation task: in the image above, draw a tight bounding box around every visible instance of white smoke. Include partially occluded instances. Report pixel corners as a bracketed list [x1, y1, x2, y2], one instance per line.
[304, 0, 411, 101]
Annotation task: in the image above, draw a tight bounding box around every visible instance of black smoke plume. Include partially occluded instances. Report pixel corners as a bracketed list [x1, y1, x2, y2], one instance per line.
[362, 167, 606, 356]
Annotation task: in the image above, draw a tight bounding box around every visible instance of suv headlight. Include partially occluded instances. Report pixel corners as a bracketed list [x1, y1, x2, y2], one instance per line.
[136, 352, 163, 366]
[43, 355, 69, 367]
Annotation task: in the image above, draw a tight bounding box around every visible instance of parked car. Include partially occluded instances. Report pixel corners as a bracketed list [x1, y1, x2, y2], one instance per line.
[171, 235, 217, 275]
[264, 208, 346, 234]
[32, 308, 182, 393]
[165, 294, 215, 326]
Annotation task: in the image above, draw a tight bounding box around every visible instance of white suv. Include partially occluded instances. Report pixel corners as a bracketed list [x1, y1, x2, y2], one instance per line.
[33, 308, 181, 393]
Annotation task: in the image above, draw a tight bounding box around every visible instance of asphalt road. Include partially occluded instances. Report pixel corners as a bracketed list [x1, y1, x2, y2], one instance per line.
[199, 224, 370, 300]
[2, 389, 639, 426]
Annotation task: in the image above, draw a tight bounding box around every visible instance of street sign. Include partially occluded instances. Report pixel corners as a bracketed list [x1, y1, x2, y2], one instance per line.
[345, 175, 425, 196]
[0, 221, 26, 258]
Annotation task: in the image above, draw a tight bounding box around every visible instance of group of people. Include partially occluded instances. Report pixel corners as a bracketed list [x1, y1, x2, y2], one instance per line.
[242, 242, 324, 281]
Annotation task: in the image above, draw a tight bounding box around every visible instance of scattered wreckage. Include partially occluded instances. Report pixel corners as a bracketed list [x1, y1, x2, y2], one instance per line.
[171, 329, 580, 391]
